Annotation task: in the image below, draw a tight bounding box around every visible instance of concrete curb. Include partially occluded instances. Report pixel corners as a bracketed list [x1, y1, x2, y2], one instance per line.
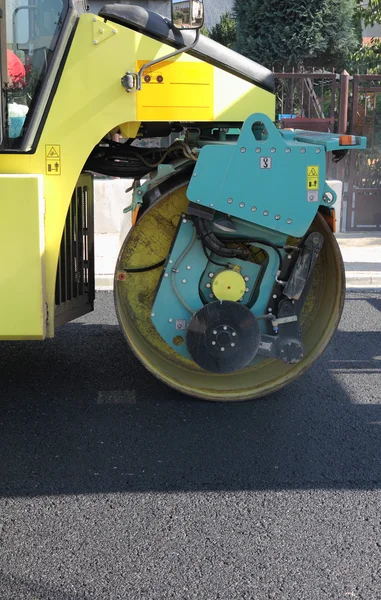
[345, 272, 381, 288]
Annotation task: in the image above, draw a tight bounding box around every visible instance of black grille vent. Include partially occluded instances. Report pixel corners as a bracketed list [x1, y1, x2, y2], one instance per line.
[55, 174, 95, 327]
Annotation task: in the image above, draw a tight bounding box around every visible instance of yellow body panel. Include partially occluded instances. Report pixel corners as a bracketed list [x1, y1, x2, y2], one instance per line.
[136, 60, 214, 121]
[0, 175, 46, 339]
[0, 12, 275, 339]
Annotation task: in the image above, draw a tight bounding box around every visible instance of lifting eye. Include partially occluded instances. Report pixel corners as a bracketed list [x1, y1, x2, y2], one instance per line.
[252, 121, 269, 142]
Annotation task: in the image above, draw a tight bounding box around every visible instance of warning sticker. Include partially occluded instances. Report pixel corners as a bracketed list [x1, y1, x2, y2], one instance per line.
[46, 145, 60, 158]
[46, 160, 61, 175]
[307, 165, 319, 190]
[260, 157, 272, 169]
[307, 191, 319, 203]
[45, 145, 61, 175]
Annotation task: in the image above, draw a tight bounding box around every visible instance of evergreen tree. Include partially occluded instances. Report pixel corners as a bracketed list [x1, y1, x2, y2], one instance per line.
[209, 12, 237, 49]
[234, 0, 360, 71]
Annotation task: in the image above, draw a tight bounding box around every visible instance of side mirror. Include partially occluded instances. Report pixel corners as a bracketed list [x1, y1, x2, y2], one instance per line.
[171, 0, 204, 30]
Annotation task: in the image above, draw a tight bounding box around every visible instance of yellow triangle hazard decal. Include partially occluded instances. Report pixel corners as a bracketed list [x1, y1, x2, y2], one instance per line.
[47, 146, 59, 158]
[308, 167, 318, 177]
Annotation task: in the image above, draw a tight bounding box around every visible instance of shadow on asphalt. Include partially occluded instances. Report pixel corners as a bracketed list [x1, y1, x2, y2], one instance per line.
[0, 292, 380, 496]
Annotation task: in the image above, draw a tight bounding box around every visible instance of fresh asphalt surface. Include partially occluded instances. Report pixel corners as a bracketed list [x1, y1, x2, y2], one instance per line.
[0, 290, 380, 599]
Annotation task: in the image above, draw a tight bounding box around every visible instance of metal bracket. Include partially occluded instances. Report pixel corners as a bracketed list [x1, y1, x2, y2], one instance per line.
[123, 164, 176, 213]
[92, 17, 117, 45]
[121, 29, 200, 92]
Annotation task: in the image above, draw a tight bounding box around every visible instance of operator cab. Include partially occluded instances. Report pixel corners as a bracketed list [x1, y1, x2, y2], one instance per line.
[0, 0, 70, 150]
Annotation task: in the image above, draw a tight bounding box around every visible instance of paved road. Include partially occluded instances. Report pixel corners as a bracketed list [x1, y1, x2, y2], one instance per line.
[0, 290, 380, 599]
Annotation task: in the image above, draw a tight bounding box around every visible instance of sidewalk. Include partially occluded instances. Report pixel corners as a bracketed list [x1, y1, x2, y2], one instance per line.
[336, 232, 381, 288]
[94, 232, 381, 290]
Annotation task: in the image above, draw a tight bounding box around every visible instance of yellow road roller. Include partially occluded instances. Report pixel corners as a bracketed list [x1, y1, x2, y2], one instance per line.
[0, 0, 366, 400]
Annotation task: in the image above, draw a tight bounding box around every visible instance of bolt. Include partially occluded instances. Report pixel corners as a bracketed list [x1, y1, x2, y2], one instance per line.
[255, 148, 261, 153]
[245, 287, 250, 293]
[232, 332, 236, 337]
[197, 199, 200, 203]
[239, 202, 245, 208]
[227, 198, 233, 204]
[112, 28, 116, 33]
[183, 218, 187, 223]
[240, 147, 246, 153]
[212, 341, 216, 346]
[164, 273, 169, 278]
[231, 343, 235, 347]
[186, 266, 192, 270]
[316, 148, 321, 154]
[209, 293, 214, 299]
[169, 260, 173, 264]
[93, 17, 97, 22]
[273, 294, 277, 299]
[208, 272, 214, 278]
[93, 40, 98, 44]
[287, 218, 292, 224]
[213, 330, 217, 335]
[137, 190, 142, 195]
[271, 147, 276, 153]
[268, 308, 273, 313]
[251, 206, 257, 212]
[182, 279, 187, 284]
[221, 347, 225, 352]
[288, 255, 292, 260]
[206, 283, 211, 289]
[151, 313, 155, 317]
[210, 203, 214, 208]
[223, 326, 227, 330]
[300, 148, 306, 154]
[99, 28, 104, 33]
[313, 235, 320, 245]
[263, 210, 269, 216]
[285, 148, 291, 154]
[193, 173, 197, 177]
[275, 214, 280, 220]
[169, 318, 173, 323]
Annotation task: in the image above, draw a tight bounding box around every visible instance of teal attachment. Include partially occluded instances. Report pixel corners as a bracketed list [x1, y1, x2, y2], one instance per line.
[150, 217, 286, 362]
[123, 164, 177, 214]
[187, 113, 366, 238]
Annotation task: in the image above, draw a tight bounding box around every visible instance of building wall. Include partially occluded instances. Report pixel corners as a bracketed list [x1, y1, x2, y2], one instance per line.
[89, 0, 235, 29]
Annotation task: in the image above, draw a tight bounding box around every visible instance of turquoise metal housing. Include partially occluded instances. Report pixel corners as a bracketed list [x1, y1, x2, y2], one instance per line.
[187, 113, 366, 238]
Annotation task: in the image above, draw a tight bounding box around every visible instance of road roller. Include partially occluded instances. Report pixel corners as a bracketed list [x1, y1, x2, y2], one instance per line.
[0, 0, 366, 400]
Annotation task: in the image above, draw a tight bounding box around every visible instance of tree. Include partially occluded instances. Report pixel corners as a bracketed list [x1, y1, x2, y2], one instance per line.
[348, 1, 381, 73]
[209, 12, 237, 49]
[356, 0, 381, 26]
[234, 0, 360, 71]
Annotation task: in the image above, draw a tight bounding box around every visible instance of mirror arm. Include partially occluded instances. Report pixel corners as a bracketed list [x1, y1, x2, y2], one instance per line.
[122, 29, 200, 93]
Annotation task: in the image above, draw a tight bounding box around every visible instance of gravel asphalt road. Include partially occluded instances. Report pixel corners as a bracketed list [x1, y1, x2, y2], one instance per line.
[0, 290, 380, 599]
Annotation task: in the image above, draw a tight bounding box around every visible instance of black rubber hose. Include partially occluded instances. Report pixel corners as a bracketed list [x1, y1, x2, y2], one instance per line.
[195, 218, 251, 259]
[226, 237, 284, 271]
[123, 259, 165, 273]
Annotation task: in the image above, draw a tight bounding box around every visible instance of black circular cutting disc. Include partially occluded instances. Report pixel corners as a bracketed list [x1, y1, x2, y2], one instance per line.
[186, 301, 261, 374]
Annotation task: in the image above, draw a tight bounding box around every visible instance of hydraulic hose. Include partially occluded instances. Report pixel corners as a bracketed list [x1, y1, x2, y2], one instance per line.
[194, 218, 251, 260]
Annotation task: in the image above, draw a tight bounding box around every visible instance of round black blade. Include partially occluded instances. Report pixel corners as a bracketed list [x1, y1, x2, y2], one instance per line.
[186, 301, 261, 374]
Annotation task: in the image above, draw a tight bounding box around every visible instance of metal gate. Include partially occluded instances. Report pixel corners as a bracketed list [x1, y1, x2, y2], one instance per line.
[346, 74, 381, 231]
[275, 70, 381, 231]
